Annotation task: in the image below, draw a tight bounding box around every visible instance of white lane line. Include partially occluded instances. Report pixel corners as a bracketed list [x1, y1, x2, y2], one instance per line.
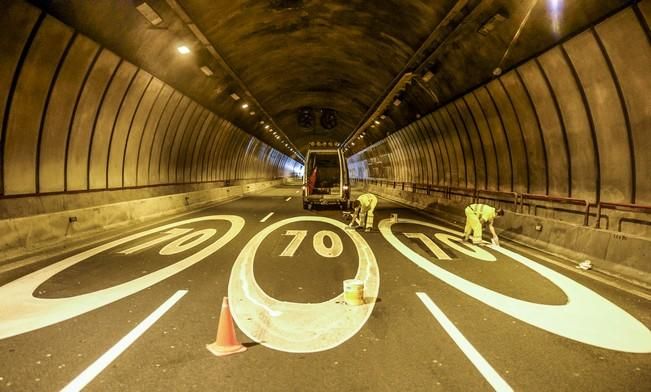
[260, 212, 274, 222]
[295, 190, 299, 193]
[416, 292, 513, 392]
[61, 290, 188, 392]
[285, 197, 292, 202]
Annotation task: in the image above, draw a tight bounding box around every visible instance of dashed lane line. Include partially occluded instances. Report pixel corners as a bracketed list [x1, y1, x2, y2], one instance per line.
[285, 197, 292, 201]
[260, 212, 274, 222]
[416, 292, 513, 392]
[60, 290, 188, 392]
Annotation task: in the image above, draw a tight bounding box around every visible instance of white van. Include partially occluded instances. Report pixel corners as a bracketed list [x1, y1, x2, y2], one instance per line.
[302, 148, 350, 209]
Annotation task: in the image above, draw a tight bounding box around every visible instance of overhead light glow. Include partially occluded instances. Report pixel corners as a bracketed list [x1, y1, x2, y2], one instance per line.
[241, 103, 249, 109]
[249, 111, 256, 116]
[230, 93, 240, 101]
[264, 125, 270, 129]
[374, 120, 380, 125]
[177, 45, 191, 54]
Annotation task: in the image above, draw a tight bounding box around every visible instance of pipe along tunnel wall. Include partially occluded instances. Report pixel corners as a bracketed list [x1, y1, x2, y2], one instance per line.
[0, 0, 301, 260]
[349, 3, 651, 286]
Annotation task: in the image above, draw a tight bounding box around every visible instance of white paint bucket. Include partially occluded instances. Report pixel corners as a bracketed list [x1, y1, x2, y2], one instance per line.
[390, 213, 398, 223]
[343, 279, 365, 305]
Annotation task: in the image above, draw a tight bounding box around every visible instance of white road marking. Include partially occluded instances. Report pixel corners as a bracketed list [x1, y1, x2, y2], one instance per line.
[403, 232, 452, 260]
[0, 216, 243, 340]
[228, 216, 379, 353]
[380, 218, 651, 353]
[313, 230, 343, 258]
[60, 290, 188, 392]
[416, 292, 513, 392]
[295, 190, 299, 193]
[260, 212, 274, 222]
[285, 197, 292, 201]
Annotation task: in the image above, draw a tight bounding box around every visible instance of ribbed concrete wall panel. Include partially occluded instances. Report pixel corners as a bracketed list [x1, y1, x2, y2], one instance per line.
[537, 46, 597, 201]
[175, 106, 206, 183]
[0, 1, 40, 194]
[150, 94, 187, 184]
[518, 60, 569, 197]
[87, 60, 136, 190]
[420, 116, 443, 185]
[486, 80, 528, 193]
[123, 77, 164, 187]
[501, 70, 547, 194]
[4, 16, 72, 195]
[40, 35, 99, 193]
[188, 114, 214, 182]
[435, 109, 465, 187]
[106, 69, 152, 189]
[465, 93, 498, 190]
[0, 3, 296, 200]
[159, 98, 193, 184]
[136, 85, 174, 186]
[595, 8, 651, 204]
[66, 49, 121, 191]
[564, 31, 632, 203]
[475, 88, 512, 191]
[450, 99, 486, 188]
[351, 4, 647, 208]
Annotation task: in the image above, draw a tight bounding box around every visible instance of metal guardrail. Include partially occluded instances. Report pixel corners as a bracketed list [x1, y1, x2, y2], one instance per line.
[596, 202, 651, 231]
[352, 177, 651, 231]
[519, 193, 591, 226]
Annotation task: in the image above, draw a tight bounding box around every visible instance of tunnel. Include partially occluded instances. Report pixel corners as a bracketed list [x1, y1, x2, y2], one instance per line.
[0, 0, 650, 391]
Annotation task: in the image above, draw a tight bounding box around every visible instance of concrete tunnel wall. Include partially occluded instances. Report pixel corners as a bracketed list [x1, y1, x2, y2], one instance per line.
[0, 0, 300, 213]
[348, 4, 651, 284]
[350, 4, 650, 206]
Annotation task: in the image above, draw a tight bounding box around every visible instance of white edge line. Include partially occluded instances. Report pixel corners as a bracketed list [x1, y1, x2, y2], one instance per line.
[260, 212, 274, 223]
[416, 292, 513, 392]
[285, 197, 292, 201]
[61, 290, 188, 392]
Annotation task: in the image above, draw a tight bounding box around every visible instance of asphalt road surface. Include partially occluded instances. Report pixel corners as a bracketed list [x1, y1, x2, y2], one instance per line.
[0, 183, 650, 391]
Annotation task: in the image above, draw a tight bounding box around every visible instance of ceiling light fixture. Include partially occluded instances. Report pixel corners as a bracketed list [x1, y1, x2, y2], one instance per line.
[135, 2, 163, 26]
[200, 66, 213, 76]
[177, 45, 191, 54]
[241, 103, 249, 109]
[230, 93, 240, 101]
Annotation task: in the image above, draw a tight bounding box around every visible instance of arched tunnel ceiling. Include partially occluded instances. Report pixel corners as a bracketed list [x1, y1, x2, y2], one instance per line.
[31, 0, 632, 159]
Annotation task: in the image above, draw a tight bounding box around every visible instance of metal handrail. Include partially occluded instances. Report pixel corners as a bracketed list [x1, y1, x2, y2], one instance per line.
[475, 189, 518, 208]
[519, 193, 591, 226]
[353, 177, 651, 231]
[596, 201, 651, 230]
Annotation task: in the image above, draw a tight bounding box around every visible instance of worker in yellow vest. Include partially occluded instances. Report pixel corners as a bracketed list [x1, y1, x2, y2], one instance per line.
[463, 203, 504, 246]
[348, 193, 378, 232]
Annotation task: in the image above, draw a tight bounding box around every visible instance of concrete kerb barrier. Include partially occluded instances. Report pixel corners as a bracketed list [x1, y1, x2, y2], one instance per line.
[0, 179, 282, 264]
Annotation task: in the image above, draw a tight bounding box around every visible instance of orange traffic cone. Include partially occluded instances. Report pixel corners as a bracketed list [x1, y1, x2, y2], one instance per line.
[206, 297, 247, 357]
